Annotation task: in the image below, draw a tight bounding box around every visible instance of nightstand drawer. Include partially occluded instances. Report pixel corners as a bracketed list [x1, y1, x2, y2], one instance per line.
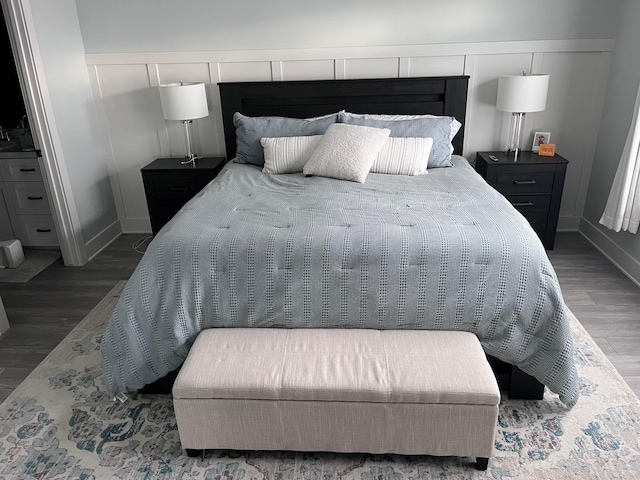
[156, 201, 188, 227]
[523, 214, 548, 239]
[141, 157, 225, 236]
[505, 195, 551, 215]
[495, 171, 554, 194]
[152, 178, 211, 201]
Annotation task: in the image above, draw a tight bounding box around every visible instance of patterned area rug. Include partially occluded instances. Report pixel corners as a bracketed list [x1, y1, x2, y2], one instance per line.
[0, 282, 639, 479]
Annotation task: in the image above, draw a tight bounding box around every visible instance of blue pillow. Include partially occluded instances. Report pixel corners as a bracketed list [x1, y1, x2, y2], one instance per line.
[233, 112, 338, 166]
[338, 112, 461, 168]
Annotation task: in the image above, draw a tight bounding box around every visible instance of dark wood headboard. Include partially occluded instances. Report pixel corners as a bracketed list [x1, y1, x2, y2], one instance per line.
[218, 76, 469, 161]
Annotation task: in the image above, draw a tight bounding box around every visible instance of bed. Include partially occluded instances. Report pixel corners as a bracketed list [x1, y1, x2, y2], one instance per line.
[101, 76, 579, 407]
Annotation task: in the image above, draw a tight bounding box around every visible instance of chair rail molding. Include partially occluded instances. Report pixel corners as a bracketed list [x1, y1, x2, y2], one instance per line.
[1, 0, 86, 265]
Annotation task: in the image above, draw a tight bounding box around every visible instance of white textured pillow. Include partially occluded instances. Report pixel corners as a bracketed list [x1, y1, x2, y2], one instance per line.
[372, 137, 433, 175]
[261, 135, 322, 174]
[303, 123, 390, 183]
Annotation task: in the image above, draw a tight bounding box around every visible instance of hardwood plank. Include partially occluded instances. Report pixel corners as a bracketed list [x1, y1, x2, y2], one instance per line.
[591, 337, 617, 356]
[606, 336, 640, 355]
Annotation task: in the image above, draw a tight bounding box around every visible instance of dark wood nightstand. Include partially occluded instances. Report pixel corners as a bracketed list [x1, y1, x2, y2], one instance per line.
[475, 151, 568, 250]
[142, 157, 225, 235]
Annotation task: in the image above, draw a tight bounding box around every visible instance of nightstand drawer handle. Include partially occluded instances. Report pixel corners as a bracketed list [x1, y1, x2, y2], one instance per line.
[512, 202, 534, 207]
[169, 186, 190, 191]
[27, 196, 44, 200]
[20, 168, 36, 172]
[514, 180, 536, 185]
[36, 228, 52, 233]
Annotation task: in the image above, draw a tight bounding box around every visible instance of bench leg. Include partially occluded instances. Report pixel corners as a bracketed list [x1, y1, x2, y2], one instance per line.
[185, 449, 202, 458]
[476, 457, 489, 470]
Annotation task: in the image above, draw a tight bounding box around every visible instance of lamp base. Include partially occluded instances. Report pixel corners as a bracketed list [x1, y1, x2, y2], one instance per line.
[181, 119, 199, 166]
[506, 112, 525, 161]
[506, 147, 520, 160]
[181, 154, 198, 166]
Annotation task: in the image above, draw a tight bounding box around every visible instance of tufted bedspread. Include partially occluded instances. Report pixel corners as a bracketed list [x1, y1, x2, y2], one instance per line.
[101, 156, 579, 407]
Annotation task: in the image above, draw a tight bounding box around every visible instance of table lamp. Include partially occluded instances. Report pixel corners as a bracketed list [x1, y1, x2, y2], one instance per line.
[159, 82, 209, 165]
[496, 74, 549, 159]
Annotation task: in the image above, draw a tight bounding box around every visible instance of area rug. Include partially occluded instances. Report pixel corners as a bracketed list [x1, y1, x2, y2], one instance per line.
[0, 282, 639, 479]
[0, 249, 61, 283]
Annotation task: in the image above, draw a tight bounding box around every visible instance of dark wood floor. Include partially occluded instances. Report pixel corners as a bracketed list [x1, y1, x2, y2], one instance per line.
[0, 232, 638, 403]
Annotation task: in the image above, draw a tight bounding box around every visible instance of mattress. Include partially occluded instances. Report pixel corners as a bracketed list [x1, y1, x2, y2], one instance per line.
[101, 156, 579, 407]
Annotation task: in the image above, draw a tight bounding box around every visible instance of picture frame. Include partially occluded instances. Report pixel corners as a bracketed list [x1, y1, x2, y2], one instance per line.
[532, 132, 551, 152]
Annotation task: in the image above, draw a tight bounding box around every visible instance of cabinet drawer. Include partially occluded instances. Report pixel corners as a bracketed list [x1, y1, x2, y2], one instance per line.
[1, 158, 43, 181]
[495, 171, 554, 194]
[0, 184, 14, 241]
[505, 195, 551, 215]
[7, 182, 51, 214]
[13, 214, 59, 247]
[151, 178, 210, 201]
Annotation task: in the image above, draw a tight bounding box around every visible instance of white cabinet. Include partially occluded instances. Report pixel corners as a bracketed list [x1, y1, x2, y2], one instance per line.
[0, 296, 9, 336]
[0, 183, 15, 241]
[0, 154, 58, 247]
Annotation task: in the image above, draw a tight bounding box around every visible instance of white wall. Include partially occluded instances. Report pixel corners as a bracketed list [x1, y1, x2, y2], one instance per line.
[581, 0, 640, 285]
[85, 40, 613, 233]
[73, 1, 618, 242]
[28, 0, 119, 257]
[75, 0, 617, 53]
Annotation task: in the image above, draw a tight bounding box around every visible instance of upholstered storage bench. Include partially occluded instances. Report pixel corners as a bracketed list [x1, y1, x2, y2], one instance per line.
[172, 328, 501, 470]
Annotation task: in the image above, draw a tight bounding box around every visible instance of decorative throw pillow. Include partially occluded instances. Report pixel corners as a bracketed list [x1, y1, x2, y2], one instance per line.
[338, 111, 461, 168]
[303, 123, 390, 183]
[261, 136, 323, 174]
[372, 137, 433, 175]
[234, 112, 338, 166]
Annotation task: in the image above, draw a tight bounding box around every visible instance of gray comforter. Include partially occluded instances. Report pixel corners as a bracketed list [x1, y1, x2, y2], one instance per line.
[101, 156, 579, 407]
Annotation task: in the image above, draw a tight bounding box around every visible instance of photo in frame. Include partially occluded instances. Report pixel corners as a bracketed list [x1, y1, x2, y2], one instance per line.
[532, 132, 551, 152]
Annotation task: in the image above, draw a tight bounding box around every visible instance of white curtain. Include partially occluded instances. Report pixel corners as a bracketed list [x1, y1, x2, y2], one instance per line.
[600, 83, 640, 234]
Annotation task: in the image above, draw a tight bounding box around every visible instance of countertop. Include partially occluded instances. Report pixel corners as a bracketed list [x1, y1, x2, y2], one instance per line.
[0, 142, 38, 159]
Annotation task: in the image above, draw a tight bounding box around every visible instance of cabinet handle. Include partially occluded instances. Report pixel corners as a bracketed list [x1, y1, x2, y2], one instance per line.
[512, 202, 534, 207]
[27, 196, 44, 200]
[20, 168, 36, 172]
[169, 186, 189, 191]
[514, 180, 536, 185]
[36, 228, 52, 233]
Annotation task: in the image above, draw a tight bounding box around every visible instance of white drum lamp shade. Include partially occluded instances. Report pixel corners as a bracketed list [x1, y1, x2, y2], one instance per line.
[497, 75, 549, 113]
[159, 82, 209, 164]
[496, 74, 549, 157]
[159, 82, 209, 120]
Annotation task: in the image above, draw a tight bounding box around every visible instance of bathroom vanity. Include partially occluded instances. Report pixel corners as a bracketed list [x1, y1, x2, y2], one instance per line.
[0, 145, 58, 247]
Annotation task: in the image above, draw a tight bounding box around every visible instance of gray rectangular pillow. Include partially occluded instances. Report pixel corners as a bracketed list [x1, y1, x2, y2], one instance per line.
[338, 111, 461, 168]
[233, 112, 338, 166]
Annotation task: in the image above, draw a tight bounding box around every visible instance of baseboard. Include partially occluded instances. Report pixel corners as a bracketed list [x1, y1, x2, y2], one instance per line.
[84, 219, 122, 263]
[579, 217, 640, 289]
[557, 215, 581, 231]
[120, 218, 152, 235]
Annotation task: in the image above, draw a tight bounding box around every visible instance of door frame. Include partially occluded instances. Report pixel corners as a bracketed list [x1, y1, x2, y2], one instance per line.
[1, 0, 86, 265]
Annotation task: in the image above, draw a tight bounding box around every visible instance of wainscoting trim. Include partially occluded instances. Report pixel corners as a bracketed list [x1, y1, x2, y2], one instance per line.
[85, 39, 615, 66]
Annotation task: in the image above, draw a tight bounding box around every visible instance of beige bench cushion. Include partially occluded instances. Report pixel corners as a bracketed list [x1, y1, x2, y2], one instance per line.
[173, 329, 500, 406]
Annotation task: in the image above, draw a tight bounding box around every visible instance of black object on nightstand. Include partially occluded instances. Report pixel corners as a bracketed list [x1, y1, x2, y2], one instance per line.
[142, 157, 225, 235]
[475, 151, 568, 250]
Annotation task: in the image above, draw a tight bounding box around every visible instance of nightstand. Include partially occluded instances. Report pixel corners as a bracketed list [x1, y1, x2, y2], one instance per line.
[475, 151, 568, 250]
[142, 157, 225, 235]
